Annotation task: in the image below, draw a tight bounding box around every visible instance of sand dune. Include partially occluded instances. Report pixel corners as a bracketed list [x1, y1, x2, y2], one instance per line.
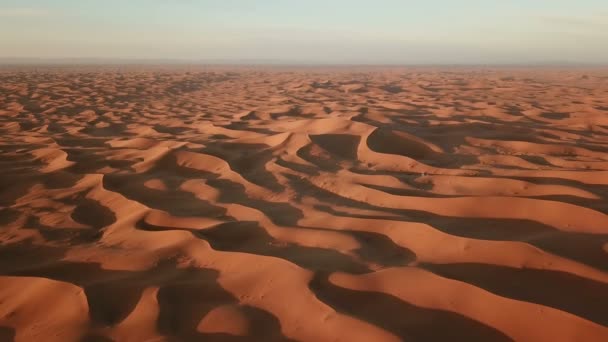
[1, 66, 608, 341]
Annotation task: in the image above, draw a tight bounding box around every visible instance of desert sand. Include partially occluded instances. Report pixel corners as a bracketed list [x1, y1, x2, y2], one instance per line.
[0, 66, 607, 341]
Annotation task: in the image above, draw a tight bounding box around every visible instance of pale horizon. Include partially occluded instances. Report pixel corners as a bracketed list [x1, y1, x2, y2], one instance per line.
[2, 0, 608, 65]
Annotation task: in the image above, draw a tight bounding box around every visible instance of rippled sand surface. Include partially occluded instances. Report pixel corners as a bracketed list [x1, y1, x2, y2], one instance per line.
[1, 66, 608, 341]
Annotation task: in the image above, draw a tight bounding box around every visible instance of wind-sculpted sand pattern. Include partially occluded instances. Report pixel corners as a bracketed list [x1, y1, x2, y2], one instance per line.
[1, 66, 608, 341]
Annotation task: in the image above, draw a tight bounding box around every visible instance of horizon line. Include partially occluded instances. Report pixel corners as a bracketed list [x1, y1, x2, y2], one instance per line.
[1, 57, 608, 68]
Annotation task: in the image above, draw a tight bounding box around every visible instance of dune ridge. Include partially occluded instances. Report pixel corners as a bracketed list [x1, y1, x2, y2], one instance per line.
[1, 67, 608, 341]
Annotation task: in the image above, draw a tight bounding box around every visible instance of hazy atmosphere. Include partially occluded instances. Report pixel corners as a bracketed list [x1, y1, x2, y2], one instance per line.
[1, 0, 608, 64]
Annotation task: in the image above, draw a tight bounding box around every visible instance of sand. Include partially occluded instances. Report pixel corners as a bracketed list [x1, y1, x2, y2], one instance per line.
[0, 66, 607, 341]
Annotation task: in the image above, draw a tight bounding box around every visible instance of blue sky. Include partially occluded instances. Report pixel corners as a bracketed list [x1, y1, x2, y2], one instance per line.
[1, 0, 607, 64]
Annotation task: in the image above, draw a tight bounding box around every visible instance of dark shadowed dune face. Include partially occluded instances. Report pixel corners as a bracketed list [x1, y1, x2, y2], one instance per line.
[1, 67, 608, 341]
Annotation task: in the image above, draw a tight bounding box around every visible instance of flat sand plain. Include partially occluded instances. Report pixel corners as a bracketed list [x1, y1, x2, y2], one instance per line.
[1, 66, 608, 341]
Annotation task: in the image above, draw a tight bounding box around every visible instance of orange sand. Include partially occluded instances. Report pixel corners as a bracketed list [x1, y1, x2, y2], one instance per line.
[0, 66, 608, 341]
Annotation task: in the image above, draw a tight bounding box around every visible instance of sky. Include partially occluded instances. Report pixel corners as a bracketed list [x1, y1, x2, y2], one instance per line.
[1, 0, 607, 64]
